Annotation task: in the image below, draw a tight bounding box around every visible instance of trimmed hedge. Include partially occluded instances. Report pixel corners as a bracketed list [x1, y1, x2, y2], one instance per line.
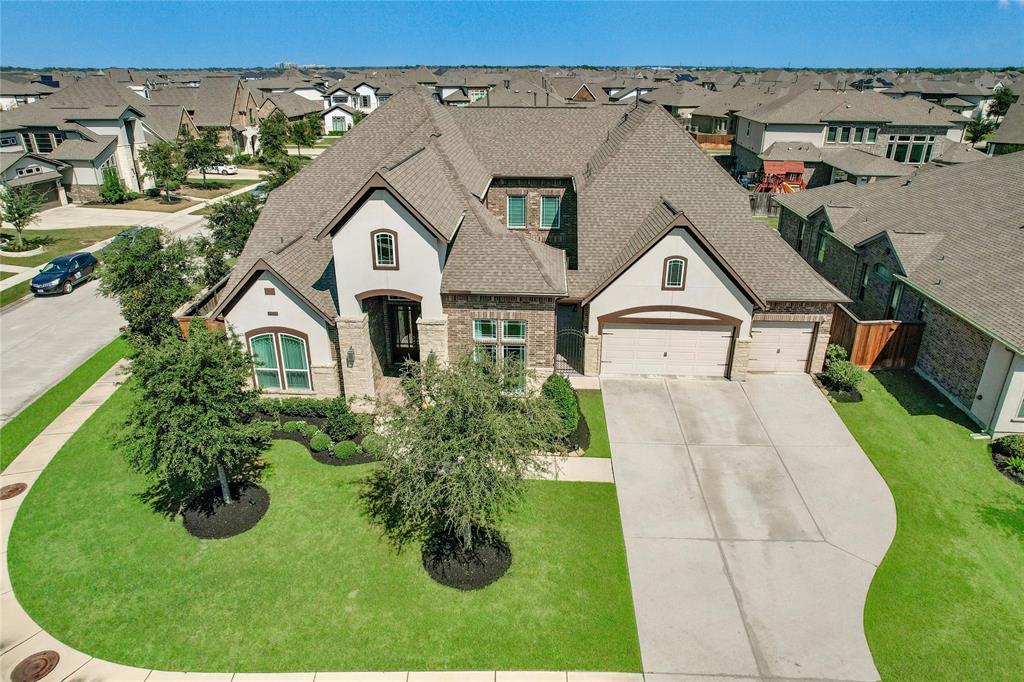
[309, 430, 332, 452]
[262, 396, 359, 441]
[360, 433, 386, 457]
[332, 440, 359, 460]
[542, 374, 579, 438]
[824, 360, 866, 393]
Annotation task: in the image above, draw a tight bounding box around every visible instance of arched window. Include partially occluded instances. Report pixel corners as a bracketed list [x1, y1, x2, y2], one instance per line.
[247, 330, 312, 391]
[662, 256, 687, 290]
[372, 229, 398, 269]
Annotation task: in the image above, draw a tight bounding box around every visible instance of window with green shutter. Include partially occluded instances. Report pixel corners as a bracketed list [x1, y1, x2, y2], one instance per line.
[507, 195, 526, 228]
[250, 334, 280, 389]
[540, 196, 560, 229]
[280, 334, 310, 390]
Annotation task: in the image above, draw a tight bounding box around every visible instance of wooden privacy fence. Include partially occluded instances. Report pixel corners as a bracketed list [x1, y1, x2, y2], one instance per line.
[749, 192, 780, 216]
[829, 304, 924, 370]
[689, 132, 734, 147]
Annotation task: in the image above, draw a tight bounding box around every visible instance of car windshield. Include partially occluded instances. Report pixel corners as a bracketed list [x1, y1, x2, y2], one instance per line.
[40, 262, 67, 274]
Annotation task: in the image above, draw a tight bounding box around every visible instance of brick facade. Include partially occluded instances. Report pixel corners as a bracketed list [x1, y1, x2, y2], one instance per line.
[916, 302, 990, 409]
[442, 294, 557, 370]
[484, 178, 578, 268]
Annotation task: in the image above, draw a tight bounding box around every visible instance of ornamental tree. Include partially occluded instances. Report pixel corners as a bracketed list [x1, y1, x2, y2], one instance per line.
[139, 140, 188, 202]
[288, 112, 321, 156]
[121, 323, 270, 511]
[360, 354, 563, 552]
[180, 127, 228, 187]
[989, 86, 1017, 119]
[97, 227, 197, 347]
[264, 154, 302, 190]
[0, 185, 45, 249]
[966, 111, 996, 143]
[257, 110, 289, 160]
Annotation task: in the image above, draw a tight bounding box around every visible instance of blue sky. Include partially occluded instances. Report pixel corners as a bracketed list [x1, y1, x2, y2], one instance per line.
[2, 1, 1022, 69]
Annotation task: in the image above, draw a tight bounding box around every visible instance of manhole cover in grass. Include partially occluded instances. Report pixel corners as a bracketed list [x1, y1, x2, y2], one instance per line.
[1, 482, 28, 500]
[11, 650, 60, 682]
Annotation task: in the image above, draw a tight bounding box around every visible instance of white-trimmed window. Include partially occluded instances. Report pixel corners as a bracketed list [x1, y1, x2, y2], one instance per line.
[0, 135, 18, 147]
[839, 127, 851, 143]
[502, 319, 526, 341]
[473, 319, 498, 341]
[473, 319, 527, 366]
[248, 331, 311, 391]
[885, 134, 935, 164]
[372, 229, 397, 269]
[827, 126, 838, 143]
[815, 232, 827, 262]
[16, 165, 42, 177]
[540, 196, 560, 230]
[360, 95, 370, 108]
[507, 195, 526, 228]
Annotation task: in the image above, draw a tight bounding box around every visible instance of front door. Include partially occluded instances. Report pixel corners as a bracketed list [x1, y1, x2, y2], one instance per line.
[389, 302, 420, 365]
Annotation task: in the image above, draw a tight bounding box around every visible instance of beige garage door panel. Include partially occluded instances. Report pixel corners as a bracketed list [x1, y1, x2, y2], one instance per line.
[602, 323, 733, 377]
[750, 321, 815, 373]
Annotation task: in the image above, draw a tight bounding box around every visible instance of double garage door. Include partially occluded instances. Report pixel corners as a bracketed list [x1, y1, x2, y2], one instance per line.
[601, 320, 816, 377]
[601, 323, 734, 376]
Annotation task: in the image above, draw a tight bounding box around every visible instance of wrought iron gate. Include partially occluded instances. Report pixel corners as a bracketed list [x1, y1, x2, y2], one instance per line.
[554, 328, 586, 376]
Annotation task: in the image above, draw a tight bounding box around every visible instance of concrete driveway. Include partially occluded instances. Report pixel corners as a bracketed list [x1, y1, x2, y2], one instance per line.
[603, 375, 896, 681]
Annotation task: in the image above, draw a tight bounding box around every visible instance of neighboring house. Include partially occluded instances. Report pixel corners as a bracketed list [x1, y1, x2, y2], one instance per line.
[260, 92, 322, 122]
[321, 103, 357, 133]
[178, 88, 844, 404]
[547, 78, 601, 103]
[732, 88, 968, 186]
[987, 102, 1024, 156]
[688, 84, 783, 134]
[147, 75, 244, 151]
[0, 150, 69, 208]
[1, 74, 196, 202]
[883, 77, 994, 118]
[774, 152, 1024, 435]
[644, 85, 710, 121]
[0, 78, 57, 110]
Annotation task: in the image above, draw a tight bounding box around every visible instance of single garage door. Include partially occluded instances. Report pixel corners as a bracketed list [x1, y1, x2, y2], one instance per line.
[601, 323, 733, 377]
[749, 321, 815, 373]
[36, 181, 61, 210]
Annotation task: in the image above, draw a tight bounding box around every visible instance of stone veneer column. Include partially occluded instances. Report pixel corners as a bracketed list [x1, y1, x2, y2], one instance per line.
[583, 334, 602, 376]
[417, 316, 449, 366]
[729, 337, 751, 381]
[336, 314, 376, 400]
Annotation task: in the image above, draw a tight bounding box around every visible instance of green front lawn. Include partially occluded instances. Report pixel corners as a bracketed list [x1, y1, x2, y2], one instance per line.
[9, 384, 641, 673]
[0, 226, 125, 268]
[578, 389, 611, 458]
[0, 270, 14, 281]
[0, 280, 30, 307]
[0, 336, 132, 471]
[833, 371, 1024, 681]
[181, 178, 259, 199]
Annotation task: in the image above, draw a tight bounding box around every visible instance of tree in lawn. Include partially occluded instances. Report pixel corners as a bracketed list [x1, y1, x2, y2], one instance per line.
[0, 185, 45, 249]
[122, 323, 270, 520]
[966, 111, 997, 143]
[288, 112, 320, 156]
[264, 154, 302, 190]
[139, 140, 188, 203]
[97, 227, 197, 346]
[257, 110, 289, 161]
[360, 354, 563, 588]
[196, 192, 263, 285]
[989, 86, 1016, 119]
[180, 127, 228, 188]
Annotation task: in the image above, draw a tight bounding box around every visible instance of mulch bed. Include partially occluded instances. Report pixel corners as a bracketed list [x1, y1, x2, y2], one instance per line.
[310, 448, 376, 467]
[260, 414, 374, 467]
[991, 451, 1024, 487]
[182, 482, 269, 539]
[422, 529, 512, 590]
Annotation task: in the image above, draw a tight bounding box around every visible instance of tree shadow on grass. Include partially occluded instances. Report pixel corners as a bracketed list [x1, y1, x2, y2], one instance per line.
[135, 459, 268, 519]
[977, 496, 1024, 550]
[874, 370, 980, 430]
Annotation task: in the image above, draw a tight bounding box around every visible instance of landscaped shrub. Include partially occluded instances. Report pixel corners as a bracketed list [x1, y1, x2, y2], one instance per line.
[541, 374, 579, 438]
[309, 430, 332, 452]
[145, 187, 161, 198]
[360, 433, 385, 457]
[99, 168, 127, 204]
[1006, 456, 1024, 475]
[281, 420, 305, 433]
[992, 434, 1024, 459]
[263, 396, 334, 419]
[232, 153, 253, 164]
[332, 440, 359, 460]
[302, 422, 321, 439]
[324, 397, 359, 442]
[824, 343, 849, 369]
[824, 360, 867, 392]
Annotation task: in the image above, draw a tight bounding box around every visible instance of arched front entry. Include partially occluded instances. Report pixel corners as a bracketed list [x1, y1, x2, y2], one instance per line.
[355, 290, 422, 371]
[596, 305, 741, 377]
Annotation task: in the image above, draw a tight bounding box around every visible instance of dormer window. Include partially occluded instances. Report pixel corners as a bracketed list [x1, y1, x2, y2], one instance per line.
[540, 196, 560, 230]
[507, 195, 526, 228]
[372, 229, 398, 269]
[662, 256, 687, 289]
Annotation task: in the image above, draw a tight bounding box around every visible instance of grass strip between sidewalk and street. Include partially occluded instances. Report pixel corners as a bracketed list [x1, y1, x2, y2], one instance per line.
[0, 336, 133, 472]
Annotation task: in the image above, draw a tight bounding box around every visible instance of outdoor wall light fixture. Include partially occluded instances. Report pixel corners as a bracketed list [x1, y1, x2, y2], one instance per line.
[346, 346, 355, 368]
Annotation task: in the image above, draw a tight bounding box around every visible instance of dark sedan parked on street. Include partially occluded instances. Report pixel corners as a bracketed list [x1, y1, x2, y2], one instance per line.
[30, 252, 98, 296]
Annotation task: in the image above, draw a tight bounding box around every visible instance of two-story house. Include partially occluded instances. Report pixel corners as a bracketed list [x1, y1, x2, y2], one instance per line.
[732, 89, 969, 187]
[773, 152, 1024, 435]
[177, 88, 845, 404]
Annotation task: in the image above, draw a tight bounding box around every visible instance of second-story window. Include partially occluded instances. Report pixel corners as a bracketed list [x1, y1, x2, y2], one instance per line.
[663, 257, 687, 289]
[507, 195, 526, 228]
[372, 229, 398, 269]
[540, 196, 560, 229]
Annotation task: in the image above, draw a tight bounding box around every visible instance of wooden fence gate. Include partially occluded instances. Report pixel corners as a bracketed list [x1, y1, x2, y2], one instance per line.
[829, 305, 924, 370]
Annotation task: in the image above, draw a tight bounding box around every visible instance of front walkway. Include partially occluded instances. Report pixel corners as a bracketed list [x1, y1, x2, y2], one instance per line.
[602, 375, 896, 681]
[0, 365, 626, 681]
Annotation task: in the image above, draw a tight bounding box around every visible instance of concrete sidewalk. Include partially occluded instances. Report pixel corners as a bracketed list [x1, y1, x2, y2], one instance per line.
[603, 375, 896, 681]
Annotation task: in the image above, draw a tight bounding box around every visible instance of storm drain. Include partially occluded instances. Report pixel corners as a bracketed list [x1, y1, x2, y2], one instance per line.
[1, 482, 28, 500]
[11, 650, 60, 682]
